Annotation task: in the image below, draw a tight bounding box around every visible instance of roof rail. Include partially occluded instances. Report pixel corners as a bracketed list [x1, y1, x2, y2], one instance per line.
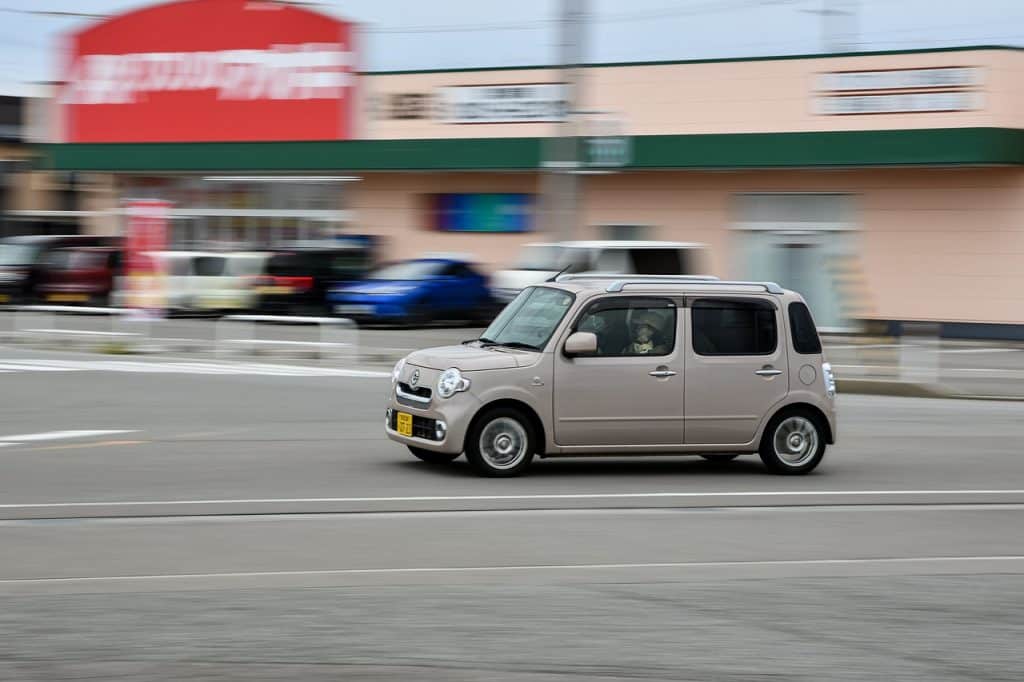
[556, 273, 720, 283]
[605, 279, 785, 294]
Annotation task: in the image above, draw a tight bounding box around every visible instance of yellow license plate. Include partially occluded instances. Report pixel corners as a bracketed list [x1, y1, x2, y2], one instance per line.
[0, 294, 8, 303]
[396, 412, 413, 437]
[47, 293, 89, 302]
[257, 286, 292, 295]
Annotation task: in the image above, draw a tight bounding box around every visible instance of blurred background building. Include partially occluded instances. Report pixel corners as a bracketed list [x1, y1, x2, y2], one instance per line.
[3, 0, 1022, 338]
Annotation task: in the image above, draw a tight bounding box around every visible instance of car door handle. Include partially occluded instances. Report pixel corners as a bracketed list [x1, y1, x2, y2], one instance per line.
[649, 369, 677, 378]
[755, 368, 783, 377]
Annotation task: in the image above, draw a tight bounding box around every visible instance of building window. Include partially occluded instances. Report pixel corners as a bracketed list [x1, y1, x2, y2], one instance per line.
[692, 298, 777, 356]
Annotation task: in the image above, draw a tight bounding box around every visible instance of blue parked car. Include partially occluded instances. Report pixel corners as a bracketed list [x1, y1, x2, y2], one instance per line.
[329, 257, 497, 325]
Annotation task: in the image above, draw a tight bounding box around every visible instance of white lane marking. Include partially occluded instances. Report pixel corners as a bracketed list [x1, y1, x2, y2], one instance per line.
[0, 358, 389, 378]
[3, 489, 1024, 509]
[0, 430, 137, 443]
[4, 555, 1024, 585]
[0, 362, 85, 372]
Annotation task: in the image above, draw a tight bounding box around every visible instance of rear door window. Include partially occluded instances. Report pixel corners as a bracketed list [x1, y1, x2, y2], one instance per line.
[692, 298, 777, 356]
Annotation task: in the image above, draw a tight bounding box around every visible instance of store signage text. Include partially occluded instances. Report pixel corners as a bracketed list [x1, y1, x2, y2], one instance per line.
[442, 84, 567, 123]
[375, 84, 567, 123]
[59, 0, 357, 143]
[818, 67, 981, 92]
[815, 66, 982, 116]
[63, 44, 351, 105]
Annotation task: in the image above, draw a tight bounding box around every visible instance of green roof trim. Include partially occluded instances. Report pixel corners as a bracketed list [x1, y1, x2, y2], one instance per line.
[362, 44, 1023, 76]
[40, 128, 1024, 173]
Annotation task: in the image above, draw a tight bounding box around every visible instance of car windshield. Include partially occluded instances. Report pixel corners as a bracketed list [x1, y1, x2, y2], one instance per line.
[0, 243, 39, 266]
[480, 286, 574, 351]
[368, 261, 445, 280]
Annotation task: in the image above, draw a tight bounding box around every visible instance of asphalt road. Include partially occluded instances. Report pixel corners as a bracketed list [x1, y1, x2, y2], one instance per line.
[1, 345, 1023, 680]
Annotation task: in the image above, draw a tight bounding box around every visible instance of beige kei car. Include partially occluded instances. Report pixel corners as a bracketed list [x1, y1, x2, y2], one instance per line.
[385, 275, 837, 477]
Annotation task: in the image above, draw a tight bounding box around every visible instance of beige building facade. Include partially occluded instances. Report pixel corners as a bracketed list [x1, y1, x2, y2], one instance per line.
[43, 45, 1024, 337]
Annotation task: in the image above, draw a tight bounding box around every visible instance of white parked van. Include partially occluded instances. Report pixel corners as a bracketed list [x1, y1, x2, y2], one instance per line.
[491, 241, 708, 303]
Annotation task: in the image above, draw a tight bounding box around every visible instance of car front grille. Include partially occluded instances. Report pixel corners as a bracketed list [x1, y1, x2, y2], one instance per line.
[389, 411, 440, 441]
[398, 382, 431, 399]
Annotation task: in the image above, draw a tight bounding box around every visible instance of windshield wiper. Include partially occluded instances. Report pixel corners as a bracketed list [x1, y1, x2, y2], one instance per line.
[480, 340, 540, 351]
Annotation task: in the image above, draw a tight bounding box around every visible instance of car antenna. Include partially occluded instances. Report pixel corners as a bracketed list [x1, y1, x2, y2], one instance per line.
[545, 265, 572, 282]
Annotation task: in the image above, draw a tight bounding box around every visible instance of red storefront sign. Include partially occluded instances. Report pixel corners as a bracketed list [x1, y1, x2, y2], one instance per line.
[59, 0, 357, 142]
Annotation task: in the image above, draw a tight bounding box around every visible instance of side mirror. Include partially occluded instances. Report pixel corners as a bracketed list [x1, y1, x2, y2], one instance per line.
[564, 331, 598, 357]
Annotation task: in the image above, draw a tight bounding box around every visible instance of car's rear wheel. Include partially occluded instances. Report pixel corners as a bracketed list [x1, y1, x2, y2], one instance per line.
[407, 446, 459, 464]
[465, 408, 535, 477]
[759, 409, 826, 475]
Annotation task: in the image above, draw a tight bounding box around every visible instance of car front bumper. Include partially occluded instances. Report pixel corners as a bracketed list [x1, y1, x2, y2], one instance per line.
[384, 382, 481, 454]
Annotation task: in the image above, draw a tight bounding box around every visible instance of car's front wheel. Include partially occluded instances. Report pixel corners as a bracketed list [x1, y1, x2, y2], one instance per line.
[407, 446, 460, 465]
[759, 409, 826, 475]
[465, 408, 536, 477]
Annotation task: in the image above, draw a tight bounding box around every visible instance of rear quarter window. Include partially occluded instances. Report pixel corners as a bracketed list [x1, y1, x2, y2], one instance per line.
[788, 301, 822, 354]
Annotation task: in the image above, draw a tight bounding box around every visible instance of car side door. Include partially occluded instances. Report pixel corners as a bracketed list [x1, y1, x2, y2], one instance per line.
[684, 296, 789, 446]
[553, 295, 684, 448]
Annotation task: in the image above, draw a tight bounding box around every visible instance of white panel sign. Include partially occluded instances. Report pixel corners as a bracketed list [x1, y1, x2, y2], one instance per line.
[818, 67, 982, 92]
[441, 84, 567, 123]
[816, 91, 982, 115]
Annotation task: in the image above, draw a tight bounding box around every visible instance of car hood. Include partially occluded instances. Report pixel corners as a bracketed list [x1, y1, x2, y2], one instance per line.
[406, 344, 536, 371]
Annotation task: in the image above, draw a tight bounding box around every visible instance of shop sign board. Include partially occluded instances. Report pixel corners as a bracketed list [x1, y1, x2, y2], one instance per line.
[59, 0, 357, 142]
[818, 67, 981, 92]
[440, 84, 567, 123]
[816, 91, 982, 115]
[815, 66, 982, 116]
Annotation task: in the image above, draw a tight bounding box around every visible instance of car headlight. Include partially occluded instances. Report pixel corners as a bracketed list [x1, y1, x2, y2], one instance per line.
[822, 362, 836, 399]
[437, 367, 470, 399]
[392, 357, 406, 384]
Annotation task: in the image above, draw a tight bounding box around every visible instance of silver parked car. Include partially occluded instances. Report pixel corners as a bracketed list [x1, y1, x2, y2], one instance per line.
[385, 275, 837, 477]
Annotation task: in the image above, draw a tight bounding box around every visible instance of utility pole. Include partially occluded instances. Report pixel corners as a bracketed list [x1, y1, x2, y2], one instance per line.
[542, 0, 587, 242]
[805, 0, 859, 53]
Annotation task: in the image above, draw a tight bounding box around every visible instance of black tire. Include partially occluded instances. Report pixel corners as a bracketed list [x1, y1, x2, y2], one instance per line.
[701, 454, 740, 462]
[758, 408, 827, 475]
[407, 446, 460, 465]
[464, 407, 536, 477]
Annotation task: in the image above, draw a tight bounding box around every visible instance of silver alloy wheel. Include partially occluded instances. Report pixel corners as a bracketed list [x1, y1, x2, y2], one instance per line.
[479, 417, 529, 470]
[772, 416, 819, 467]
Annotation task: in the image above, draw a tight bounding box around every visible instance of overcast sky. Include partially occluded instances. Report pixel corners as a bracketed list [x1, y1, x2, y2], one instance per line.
[0, 0, 1021, 96]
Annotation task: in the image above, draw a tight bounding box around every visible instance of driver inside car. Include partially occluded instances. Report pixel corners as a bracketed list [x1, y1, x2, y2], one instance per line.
[622, 311, 666, 355]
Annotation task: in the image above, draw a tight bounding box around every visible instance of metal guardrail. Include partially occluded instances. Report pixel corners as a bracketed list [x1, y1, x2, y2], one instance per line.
[215, 314, 358, 361]
[12, 305, 151, 347]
